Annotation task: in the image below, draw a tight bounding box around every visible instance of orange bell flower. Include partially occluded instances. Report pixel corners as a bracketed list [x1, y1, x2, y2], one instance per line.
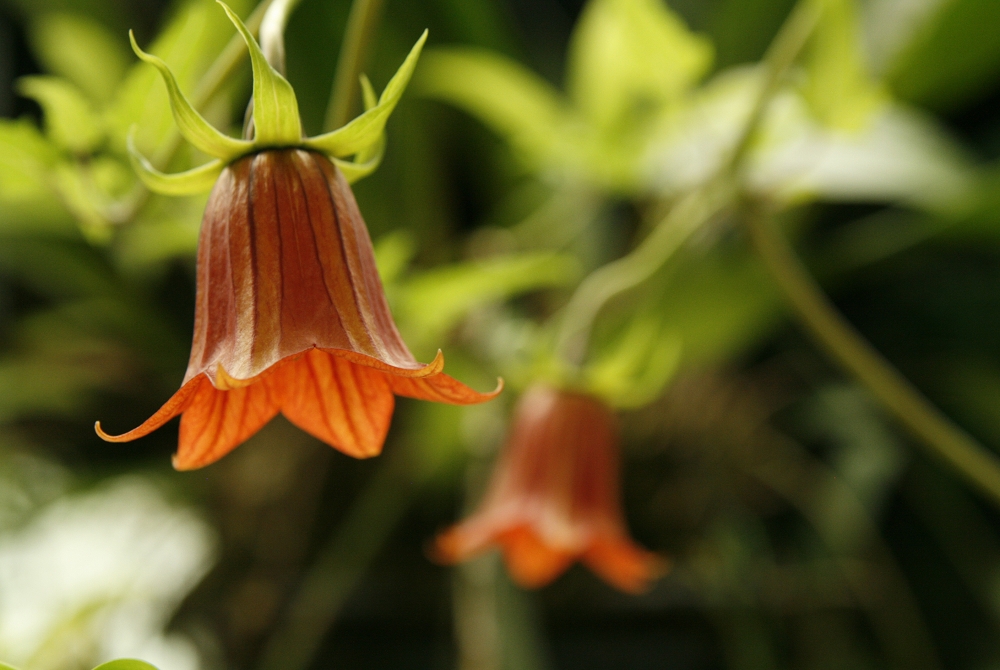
[434, 385, 665, 593]
[97, 149, 499, 469]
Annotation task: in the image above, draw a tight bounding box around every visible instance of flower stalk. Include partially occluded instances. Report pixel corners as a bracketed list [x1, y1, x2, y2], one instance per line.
[325, 0, 386, 132]
[745, 201, 1000, 506]
[554, 0, 823, 369]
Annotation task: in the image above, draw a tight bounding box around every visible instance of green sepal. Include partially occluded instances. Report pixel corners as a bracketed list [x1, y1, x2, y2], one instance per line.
[17, 76, 104, 154]
[360, 73, 378, 111]
[305, 30, 427, 157]
[128, 132, 223, 195]
[333, 137, 384, 183]
[333, 74, 385, 183]
[129, 30, 252, 160]
[218, 1, 302, 146]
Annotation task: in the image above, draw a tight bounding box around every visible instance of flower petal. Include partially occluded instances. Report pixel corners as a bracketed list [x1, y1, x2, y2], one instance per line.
[129, 30, 252, 160]
[583, 536, 669, 594]
[389, 372, 502, 404]
[173, 375, 280, 470]
[499, 527, 575, 589]
[95, 376, 203, 442]
[276, 349, 394, 458]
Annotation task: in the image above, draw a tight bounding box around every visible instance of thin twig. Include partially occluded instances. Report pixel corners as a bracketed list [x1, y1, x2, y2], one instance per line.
[324, 0, 385, 131]
[554, 0, 822, 366]
[745, 201, 1000, 506]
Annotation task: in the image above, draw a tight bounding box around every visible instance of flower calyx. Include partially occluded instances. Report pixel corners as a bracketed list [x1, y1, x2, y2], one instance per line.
[128, 0, 426, 195]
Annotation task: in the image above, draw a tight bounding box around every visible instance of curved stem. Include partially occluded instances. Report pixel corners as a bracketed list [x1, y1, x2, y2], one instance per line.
[555, 186, 727, 364]
[745, 203, 1000, 506]
[727, 0, 822, 171]
[324, 0, 385, 132]
[553, 0, 821, 367]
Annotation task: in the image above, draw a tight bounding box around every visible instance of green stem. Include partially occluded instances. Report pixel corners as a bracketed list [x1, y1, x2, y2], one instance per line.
[255, 445, 417, 670]
[553, 0, 821, 367]
[554, 186, 727, 365]
[324, 0, 385, 132]
[745, 203, 1000, 506]
[727, 0, 822, 171]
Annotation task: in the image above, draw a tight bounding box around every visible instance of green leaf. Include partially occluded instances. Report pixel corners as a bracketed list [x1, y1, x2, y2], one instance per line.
[0, 118, 59, 200]
[30, 12, 130, 103]
[92, 660, 160, 670]
[373, 230, 417, 287]
[566, 0, 713, 131]
[18, 76, 105, 154]
[305, 31, 427, 157]
[218, 1, 302, 146]
[415, 47, 570, 170]
[129, 153, 223, 196]
[585, 311, 682, 409]
[0, 662, 22, 670]
[802, 0, 887, 131]
[396, 252, 581, 349]
[129, 30, 252, 160]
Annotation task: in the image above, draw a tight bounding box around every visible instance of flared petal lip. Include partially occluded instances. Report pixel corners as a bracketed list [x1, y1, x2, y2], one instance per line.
[95, 345, 502, 443]
[430, 515, 667, 593]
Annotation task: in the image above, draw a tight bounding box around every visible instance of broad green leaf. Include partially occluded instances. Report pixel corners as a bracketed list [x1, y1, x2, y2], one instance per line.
[305, 31, 427, 157]
[0, 119, 59, 200]
[18, 76, 105, 153]
[129, 30, 252, 160]
[656, 246, 782, 367]
[585, 312, 682, 409]
[567, 0, 713, 131]
[114, 204, 205, 271]
[52, 162, 109, 237]
[396, 252, 581, 348]
[802, 0, 887, 131]
[30, 12, 130, 103]
[93, 660, 160, 670]
[754, 100, 974, 212]
[373, 230, 417, 286]
[219, 1, 302, 146]
[415, 47, 570, 170]
[0, 662, 21, 670]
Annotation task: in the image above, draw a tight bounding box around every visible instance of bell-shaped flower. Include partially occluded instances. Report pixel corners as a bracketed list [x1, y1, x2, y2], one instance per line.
[433, 385, 664, 593]
[96, 2, 499, 469]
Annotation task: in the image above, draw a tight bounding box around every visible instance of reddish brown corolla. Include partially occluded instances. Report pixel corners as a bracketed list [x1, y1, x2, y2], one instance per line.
[97, 149, 499, 469]
[434, 385, 665, 593]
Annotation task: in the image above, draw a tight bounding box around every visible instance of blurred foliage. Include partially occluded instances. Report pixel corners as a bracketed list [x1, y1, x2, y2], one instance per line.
[1, 0, 1000, 669]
